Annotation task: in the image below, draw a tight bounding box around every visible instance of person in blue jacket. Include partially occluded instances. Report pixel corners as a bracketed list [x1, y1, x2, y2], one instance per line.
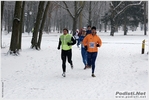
[78, 29, 88, 69]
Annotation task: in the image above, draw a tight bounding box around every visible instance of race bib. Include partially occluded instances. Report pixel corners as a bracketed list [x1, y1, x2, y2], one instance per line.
[89, 42, 95, 48]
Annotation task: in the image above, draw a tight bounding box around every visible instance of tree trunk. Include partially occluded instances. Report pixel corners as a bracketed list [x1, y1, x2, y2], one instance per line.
[104, 2, 107, 32]
[60, 5, 63, 33]
[9, 1, 22, 55]
[73, 1, 77, 35]
[124, 13, 127, 35]
[26, 3, 30, 33]
[48, 17, 51, 33]
[37, 1, 50, 49]
[44, 16, 49, 33]
[8, 10, 11, 33]
[104, 22, 107, 32]
[110, 19, 115, 36]
[99, 21, 101, 32]
[31, 1, 45, 49]
[18, 1, 25, 50]
[4, 9, 7, 31]
[79, 1, 83, 29]
[1, 1, 4, 48]
[11, 10, 14, 32]
[73, 18, 77, 35]
[1, 1, 4, 29]
[26, 2, 34, 33]
[110, 7, 116, 36]
[88, 1, 92, 26]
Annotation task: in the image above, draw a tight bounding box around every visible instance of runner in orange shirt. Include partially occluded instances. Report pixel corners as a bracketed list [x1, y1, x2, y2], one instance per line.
[83, 26, 102, 77]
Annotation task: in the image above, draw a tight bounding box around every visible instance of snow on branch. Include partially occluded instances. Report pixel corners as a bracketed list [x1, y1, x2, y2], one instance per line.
[76, 8, 83, 18]
[77, 2, 85, 13]
[110, 2, 114, 8]
[113, 1, 123, 10]
[113, 1, 143, 20]
[14, 18, 20, 22]
[76, 2, 85, 18]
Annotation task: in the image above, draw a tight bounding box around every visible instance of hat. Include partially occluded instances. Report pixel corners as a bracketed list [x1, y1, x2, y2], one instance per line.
[91, 26, 96, 30]
[87, 25, 91, 28]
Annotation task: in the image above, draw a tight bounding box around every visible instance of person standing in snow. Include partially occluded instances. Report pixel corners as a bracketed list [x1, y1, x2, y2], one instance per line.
[86, 25, 92, 36]
[78, 29, 88, 69]
[83, 26, 102, 77]
[57, 28, 76, 77]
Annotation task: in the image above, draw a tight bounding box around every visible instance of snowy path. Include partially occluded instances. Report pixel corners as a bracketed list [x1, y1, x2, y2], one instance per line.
[1, 31, 148, 100]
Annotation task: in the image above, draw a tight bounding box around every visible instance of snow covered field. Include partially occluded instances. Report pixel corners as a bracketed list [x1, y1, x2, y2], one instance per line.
[1, 30, 148, 100]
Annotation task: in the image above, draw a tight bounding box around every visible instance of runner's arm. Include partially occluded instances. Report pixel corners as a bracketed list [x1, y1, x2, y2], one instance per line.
[57, 38, 61, 48]
[71, 36, 76, 45]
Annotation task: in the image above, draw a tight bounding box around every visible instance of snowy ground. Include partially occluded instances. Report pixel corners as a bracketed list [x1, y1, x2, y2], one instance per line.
[1, 30, 149, 100]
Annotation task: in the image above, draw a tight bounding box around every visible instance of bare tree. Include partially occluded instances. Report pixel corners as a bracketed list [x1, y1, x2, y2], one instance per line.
[63, 1, 85, 35]
[7, 10, 12, 33]
[31, 1, 45, 50]
[37, 1, 51, 49]
[44, 2, 59, 33]
[18, 1, 25, 50]
[83, 1, 101, 26]
[92, 2, 105, 31]
[9, 1, 22, 55]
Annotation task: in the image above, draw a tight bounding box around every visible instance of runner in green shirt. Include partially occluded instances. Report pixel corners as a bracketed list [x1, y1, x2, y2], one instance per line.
[57, 28, 76, 77]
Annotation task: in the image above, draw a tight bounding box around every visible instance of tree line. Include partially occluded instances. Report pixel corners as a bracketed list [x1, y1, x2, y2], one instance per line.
[1, 1, 148, 55]
[101, 1, 148, 36]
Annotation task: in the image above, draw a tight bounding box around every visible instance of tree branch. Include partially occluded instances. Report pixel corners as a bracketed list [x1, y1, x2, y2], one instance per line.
[76, 1, 85, 18]
[63, 1, 74, 18]
[53, 1, 70, 11]
[48, 2, 59, 15]
[82, 13, 88, 20]
[113, 1, 123, 11]
[113, 1, 143, 20]
[110, 2, 114, 8]
[91, 1, 99, 11]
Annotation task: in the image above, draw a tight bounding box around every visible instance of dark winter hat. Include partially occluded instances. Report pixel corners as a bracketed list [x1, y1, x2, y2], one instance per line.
[87, 25, 91, 28]
[63, 28, 68, 33]
[91, 26, 96, 30]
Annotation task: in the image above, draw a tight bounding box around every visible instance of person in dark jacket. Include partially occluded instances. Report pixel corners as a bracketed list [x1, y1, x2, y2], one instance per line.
[78, 29, 88, 69]
[86, 25, 91, 36]
[57, 28, 76, 77]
